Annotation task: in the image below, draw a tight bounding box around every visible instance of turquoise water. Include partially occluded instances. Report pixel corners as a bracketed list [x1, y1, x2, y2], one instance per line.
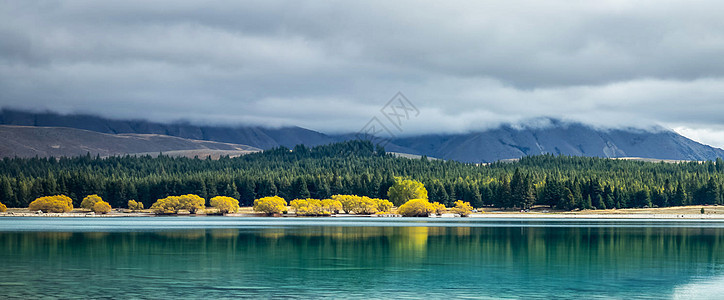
[0, 217, 722, 299]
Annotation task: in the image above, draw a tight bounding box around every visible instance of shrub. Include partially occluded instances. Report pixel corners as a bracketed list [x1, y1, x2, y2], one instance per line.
[81, 194, 103, 210]
[330, 195, 393, 214]
[397, 199, 436, 217]
[321, 199, 343, 214]
[432, 201, 447, 215]
[128, 200, 144, 211]
[92, 201, 112, 214]
[253, 196, 287, 215]
[0, 201, 6, 212]
[178, 194, 206, 214]
[450, 200, 473, 217]
[377, 199, 394, 213]
[291, 198, 343, 216]
[150, 194, 205, 214]
[150, 196, 181, 214]
[210, 196, 240, 214]
[387, 178, 428, 206]
[28, 195, 74, 213]
[356, 196, 379, 214]
[333, 195, 360, 214]
[291, 199, 315, 215]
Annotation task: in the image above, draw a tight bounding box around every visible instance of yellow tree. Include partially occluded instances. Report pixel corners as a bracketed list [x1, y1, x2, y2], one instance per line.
[321, 199, 343, 214]
[150, 196, 181, 214]
[450, 200, 473, 217]
[397, 199, 436, 217]
[210, 196, 240, 214]
[81, 194, 103, 210]
[387, 178, 428, 206]
[358, 196, 379, 214]
[332, 195, 360, 214]
[178, 194, 206, 214]
[128, 200, 144, 211]
[29, 195, 74, 213]
[92, 201, 112, 214]
[431, 202, 446, 215]
[253, 196, 287, 215]
[376, 199, 394, 213]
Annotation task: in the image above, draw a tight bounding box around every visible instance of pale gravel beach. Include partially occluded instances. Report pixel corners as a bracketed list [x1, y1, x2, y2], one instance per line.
[2, 205, 723, 219]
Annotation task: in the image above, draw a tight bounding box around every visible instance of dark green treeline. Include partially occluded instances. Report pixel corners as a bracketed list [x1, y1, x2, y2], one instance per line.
[0, 140, 722, 210]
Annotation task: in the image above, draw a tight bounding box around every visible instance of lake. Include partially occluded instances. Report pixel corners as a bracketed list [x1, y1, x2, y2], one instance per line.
[0, 217, 722, 299]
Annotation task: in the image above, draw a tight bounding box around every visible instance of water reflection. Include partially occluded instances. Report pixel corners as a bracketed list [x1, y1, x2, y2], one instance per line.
[0, 222, 722, 298]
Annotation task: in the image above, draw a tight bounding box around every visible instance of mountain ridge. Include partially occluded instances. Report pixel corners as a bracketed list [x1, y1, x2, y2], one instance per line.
[0, 124, 260, 158]
[1, 109, 722, 163]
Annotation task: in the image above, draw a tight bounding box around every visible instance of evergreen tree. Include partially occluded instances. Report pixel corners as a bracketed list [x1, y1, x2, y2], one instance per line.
[429, 181, 449, 205]
[0, 177, 14, 207]
[702, 177, 721, 205]
[292, 177, 311, 199]
[256, 178, 277, 197]
[237, 178, 256, 206]
[510, 169, 525, 208]
[495, 175, 511, 208]
[596, 194, 606, 209]
[583, 195, 593, 210]
[558, 188, 575, 210]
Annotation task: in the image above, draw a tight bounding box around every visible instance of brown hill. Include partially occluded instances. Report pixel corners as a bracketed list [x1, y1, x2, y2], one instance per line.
[0, 125, 261, 158]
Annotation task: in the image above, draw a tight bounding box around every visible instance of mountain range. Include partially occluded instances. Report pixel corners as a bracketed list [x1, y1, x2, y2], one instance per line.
[1, 109, 723, 162]
[0, 124, 260, 158]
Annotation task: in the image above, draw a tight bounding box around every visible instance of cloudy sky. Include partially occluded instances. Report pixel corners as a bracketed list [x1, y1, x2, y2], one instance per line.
[2, 1, 724, 147]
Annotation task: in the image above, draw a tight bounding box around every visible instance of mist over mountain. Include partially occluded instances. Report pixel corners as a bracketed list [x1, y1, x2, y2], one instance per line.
[391, 121, 724, 163]
[1, 109, 723, 163]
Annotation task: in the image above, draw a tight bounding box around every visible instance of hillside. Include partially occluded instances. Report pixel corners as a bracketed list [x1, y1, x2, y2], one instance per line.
[0, 125, 260, 158]
[0, 109, 334, 149]
[391, 121, 724, 163]
[2, 109, 723, 162]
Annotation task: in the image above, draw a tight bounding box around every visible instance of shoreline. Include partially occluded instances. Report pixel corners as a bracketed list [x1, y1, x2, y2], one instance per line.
[2, 211, 722, 219]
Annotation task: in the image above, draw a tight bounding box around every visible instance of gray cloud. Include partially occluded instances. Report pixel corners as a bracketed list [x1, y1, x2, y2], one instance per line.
[2, 0, 724, 146]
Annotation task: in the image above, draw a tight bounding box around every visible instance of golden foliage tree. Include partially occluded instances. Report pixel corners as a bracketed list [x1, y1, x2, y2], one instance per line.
[28, 195, 74, 213]
[376, 199, 394, 213]
[387, 178, 428, 206]
[321, 199, 343, 214]
[331, 195, 393, 215]
[81, 194, 103, 210]
[210, 196, 240, 214]
[150, 194, 205, 214]
[432, 201, 447, 215]
[290, 198, 343, 216]
[253, 196, 287, 215]
[450, 200, 473, 217]
[333, 195, 359, 213]
[178, 194, 206, 214]
[397, 198, 445, 217]
[92, 201, 112, 214]
[0, 201, 6, 212]
[128, 200, 144, 211]
[150, 196, 181, 214]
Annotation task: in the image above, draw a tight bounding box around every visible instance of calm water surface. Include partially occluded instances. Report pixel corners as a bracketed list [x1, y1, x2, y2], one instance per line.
[0, 217, 722, 299]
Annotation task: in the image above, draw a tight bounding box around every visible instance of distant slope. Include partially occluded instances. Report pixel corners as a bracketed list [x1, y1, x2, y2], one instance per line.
[128, 149, 259, 159]
[0, 125, 260, 158]
[391, 122, 724, 163]
[0, 109, 335, 149]
[2, 109, 723, 162]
